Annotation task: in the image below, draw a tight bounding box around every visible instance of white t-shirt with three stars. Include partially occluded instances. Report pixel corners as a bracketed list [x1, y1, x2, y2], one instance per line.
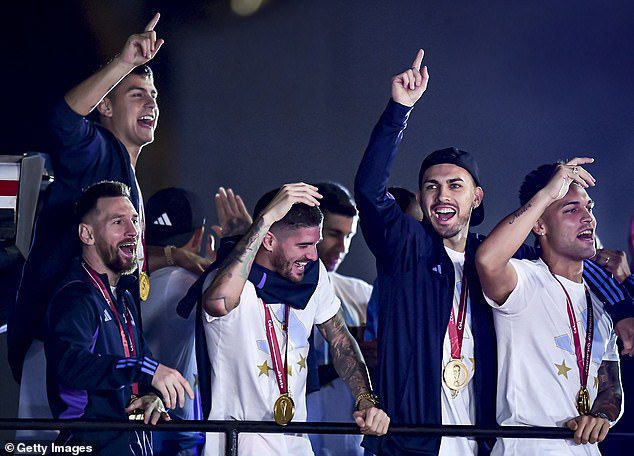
[202, 260, 340, 456]
[485, 258, 619, 455]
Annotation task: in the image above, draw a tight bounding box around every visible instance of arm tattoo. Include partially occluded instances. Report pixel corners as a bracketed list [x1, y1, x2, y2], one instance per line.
[218, 217, 266, 281]
[590, 360, 623, 421]
[508, 203, 532, 224]
[317, 311, 372, 399]
[206, 217, 268, 313]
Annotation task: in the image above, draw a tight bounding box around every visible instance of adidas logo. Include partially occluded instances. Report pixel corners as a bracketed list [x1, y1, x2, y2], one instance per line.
[103, 309, 112, 322]
[153, 213, 172, 226]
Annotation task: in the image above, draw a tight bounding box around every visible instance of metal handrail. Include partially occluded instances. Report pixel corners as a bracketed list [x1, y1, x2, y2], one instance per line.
[1, 419, 632, 456]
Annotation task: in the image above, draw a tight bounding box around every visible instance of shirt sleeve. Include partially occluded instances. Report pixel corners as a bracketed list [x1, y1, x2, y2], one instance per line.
[314, 263, 342, 325]
[483, 258, 541, 315]
[354, 99, 432, 272]
[45, 283, 158, 391]
[48, 98, 103, 176]
[602, 329, 620, 362]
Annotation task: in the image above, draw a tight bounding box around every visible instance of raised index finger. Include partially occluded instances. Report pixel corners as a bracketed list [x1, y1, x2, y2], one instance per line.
[411, 49, 425, 71]
[145, 12, 161, 32]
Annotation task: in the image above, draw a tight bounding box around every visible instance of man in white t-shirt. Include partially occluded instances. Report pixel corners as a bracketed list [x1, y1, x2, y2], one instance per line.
[307, 182, 373, 456]
[476, 159, 623, 455]
[201, 183, 390, 456]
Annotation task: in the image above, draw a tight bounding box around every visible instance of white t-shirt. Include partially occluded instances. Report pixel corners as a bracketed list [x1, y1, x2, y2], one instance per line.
[439, 247, 477, 456]
[141, 266, 200, 420]
[202, 261, 341, 456]
[485, 258, 619, 456]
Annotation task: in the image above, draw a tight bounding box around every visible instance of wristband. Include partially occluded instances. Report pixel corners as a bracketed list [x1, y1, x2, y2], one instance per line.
[355, 392, 379, 411]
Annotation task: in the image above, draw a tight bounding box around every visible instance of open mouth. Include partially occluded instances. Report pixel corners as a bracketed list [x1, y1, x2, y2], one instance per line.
[433, 206, 457, 223]
[294, 260, 309, 272]
[577, 228, 594, 242]
[137, 114, 155, 129]
[118, 241, 137, 259]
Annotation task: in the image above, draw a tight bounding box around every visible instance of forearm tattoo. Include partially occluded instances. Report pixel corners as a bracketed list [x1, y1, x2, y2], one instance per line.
[206, 217, 268, 312]
[591, 360, 622, 421]
[508, 203, 532, 224]
[317, 311, 372, 398]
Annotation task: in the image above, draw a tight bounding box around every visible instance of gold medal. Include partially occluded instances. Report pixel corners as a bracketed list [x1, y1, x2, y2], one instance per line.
[139, 271, 150, 301]
[443, 359, 470, 394]
[273, 394, 295, 425]
[576, 387, 591, 415]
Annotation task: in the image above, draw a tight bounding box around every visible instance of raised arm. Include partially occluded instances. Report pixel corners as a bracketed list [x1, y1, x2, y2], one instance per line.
[65, 13, 164, 116]
[476, 158, 595, 304]
[354, 50, 429, 261]
[316, 311, 390, 435]
[202, 183, 321, 317]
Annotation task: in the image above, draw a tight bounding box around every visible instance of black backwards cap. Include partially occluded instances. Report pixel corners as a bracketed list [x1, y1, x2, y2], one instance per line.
[418, 147, 485, 226]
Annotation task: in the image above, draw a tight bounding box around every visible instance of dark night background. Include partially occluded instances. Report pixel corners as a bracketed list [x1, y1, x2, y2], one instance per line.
[1, 0, 633, 441]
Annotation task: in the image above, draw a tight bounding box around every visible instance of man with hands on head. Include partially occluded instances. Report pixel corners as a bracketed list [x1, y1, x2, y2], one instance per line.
[476, 159, 623, 455]
[201, 182, 389, 456]
[45, 181, 193, 455]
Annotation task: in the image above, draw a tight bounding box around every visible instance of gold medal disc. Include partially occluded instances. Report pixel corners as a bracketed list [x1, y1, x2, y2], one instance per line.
[273, 394, 295, 425]
[443, 359, 470, 393]
[139, 271, 150, 301]
[576, 387, 591, 415]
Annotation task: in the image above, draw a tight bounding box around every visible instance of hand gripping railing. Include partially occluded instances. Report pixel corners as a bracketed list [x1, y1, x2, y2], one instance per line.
[1, 419, 632, 456]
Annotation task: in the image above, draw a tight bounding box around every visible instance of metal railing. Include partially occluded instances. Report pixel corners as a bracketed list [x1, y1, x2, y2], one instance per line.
[1, 419, 632, 456]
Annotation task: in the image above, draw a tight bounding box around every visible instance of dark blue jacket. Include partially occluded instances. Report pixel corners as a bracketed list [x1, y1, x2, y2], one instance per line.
[9, 99, 140, 382]
[46, 257, 157, 454]
[354, 99, 634, 455]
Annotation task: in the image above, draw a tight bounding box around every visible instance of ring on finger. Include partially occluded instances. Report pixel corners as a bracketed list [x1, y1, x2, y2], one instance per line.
[572, 166, 579, 175]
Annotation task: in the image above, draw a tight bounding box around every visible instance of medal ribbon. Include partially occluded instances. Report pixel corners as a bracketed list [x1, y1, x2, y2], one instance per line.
[263, 301, 290, 396]
[447, 275, 469, 360]
[552, 275, 594, 392]
[82, 262, 138, 395]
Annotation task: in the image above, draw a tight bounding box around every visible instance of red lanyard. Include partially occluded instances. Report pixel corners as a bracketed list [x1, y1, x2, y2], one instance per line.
[82, 262, 138, 395]
[448, 275, 469, 360]
[263, 301, 290, 396]
[552, 275, 594, 391]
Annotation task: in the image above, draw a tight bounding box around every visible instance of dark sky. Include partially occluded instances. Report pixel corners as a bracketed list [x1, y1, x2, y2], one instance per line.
[3, 0, 633, 282]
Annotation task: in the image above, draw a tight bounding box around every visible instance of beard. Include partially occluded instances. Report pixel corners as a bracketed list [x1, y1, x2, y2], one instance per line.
[271, 250, 308, 283]
[426, 211, 471, 240]
[95, 239, 138, 276]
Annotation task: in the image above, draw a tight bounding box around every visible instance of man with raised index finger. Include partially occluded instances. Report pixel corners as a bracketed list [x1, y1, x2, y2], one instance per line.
[11, 12, 210, 428]
[355, 49, 498, 456]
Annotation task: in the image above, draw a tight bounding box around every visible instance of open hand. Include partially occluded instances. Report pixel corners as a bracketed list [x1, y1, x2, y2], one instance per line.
[151, 363, 194, 409]
[212, 187, 253, 238]
[543, 157, 595, 202]
[260, 183, 321, 226]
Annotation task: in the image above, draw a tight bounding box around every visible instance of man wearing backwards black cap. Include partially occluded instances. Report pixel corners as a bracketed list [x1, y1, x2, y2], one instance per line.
[355, 49, 503, 456]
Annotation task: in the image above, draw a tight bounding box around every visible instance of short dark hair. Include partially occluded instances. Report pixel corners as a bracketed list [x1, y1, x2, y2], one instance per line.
[519, 162, 562, 206]
[388, 186, 417, 213]
[131, 64, 153, 79]
[253, 187, 323, 233]
[75, 181, 131, 222]
[315, 182, 357, 218]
